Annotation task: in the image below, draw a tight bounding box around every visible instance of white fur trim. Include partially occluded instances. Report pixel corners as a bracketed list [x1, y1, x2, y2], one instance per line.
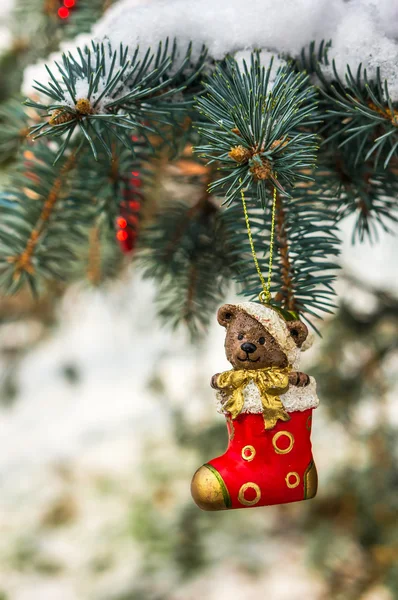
[215, 377, 319, 415]
[236, 302, 300, 367]
[279, 377, 319, 412]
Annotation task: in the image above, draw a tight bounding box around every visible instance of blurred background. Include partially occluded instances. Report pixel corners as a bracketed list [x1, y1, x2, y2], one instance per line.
[0, 219, 397, 600]
[0, 2, 397, 600]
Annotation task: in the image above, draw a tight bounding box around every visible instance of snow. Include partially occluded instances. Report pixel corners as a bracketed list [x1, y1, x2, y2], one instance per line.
[339, 217, 398, 294]
[94, 0, 343, 60]
[22, 0, 398, 102]
[1, 227, 397, 599]
[0, 0, 15, 56]
[0, 278, 395, 600]
[0, 0, 15, 20]
[322, 0, 398, 100]
[0, 275, 224, 493]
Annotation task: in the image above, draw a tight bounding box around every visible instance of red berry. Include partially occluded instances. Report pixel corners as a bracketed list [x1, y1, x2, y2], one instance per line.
[58, 6, 69, 18]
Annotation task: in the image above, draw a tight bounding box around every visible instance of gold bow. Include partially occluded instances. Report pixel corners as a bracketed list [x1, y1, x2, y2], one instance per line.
[216, 367, 291, 430]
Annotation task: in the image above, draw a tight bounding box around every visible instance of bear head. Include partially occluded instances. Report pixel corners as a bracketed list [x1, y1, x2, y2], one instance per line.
[217, 303, 308, 370]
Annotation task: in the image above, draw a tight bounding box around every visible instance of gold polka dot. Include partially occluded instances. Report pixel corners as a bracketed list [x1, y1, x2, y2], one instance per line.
[238, 482, 261, 506]
[285, 472, 300, 489]
[272, 431, 294, 454]
[306, 415, 312, 431]
[241, 445, 256, 461]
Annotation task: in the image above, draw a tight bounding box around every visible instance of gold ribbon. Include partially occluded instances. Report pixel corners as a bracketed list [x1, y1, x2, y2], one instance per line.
[216, 367, 291, 430]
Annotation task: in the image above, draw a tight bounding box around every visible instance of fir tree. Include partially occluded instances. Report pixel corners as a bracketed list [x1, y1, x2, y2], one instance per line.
[0, 3, 396, 333]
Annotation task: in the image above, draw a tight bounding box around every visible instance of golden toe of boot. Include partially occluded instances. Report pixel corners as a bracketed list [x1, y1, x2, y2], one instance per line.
[304, 460, 318, 500]
[191, 465, 228, 511]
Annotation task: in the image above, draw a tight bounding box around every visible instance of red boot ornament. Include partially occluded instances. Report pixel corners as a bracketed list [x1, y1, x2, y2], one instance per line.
[191, 302, 318, 510]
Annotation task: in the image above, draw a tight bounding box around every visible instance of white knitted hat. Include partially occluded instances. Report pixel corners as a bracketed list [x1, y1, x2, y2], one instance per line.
[236, 302, 301, 368]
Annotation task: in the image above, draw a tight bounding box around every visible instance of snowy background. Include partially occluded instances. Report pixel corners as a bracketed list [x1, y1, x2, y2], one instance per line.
[0, 216, 397, 600]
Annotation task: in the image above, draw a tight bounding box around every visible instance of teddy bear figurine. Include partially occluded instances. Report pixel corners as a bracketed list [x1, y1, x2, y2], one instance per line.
[191, 302, 319, 510]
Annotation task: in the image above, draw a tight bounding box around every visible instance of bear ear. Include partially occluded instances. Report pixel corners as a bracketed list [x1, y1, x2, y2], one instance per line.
[286, 320, 308, 348]
[217, 304, 238, 328]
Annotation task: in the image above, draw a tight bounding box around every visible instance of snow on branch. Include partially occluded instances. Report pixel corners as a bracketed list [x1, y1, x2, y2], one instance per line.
[23, 0, 398, 100]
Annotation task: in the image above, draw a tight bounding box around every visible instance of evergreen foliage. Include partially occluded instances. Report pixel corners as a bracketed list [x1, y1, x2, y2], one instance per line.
[0, 135, 149, 295]
[25, 40, 207, 161]
[196, 55, 319, 203]
[140, 195, 233, 337]
[222, 188, 340, 329]
[298, 41, 398, 242]
[0, 99, 32, 164]
[0, 142, 96, 295]
[0, 27, 396, 332]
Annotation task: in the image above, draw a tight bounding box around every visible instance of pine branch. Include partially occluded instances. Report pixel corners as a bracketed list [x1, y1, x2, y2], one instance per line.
[196, 53, 319, 205]
[190, 51, 339, 326]
[83, 216, 125, 285]
[0, 99, 161, 293]
[300, 41, 398, 169]
[139, 172, 234, 336]
[0, 143, 90, 294]
[0, 98, 34, 164]
[14, 151, 76, 271]
[296, 41, 398, 242]
[3, 32, 397, 336]
[273, 191, 295, 311]
[316, 147, 398, 242]
[25, 40, 207, 161]
[221, 183, 340, 328]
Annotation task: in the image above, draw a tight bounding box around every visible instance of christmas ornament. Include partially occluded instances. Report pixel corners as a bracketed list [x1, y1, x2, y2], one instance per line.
[191, 185, 319, 510]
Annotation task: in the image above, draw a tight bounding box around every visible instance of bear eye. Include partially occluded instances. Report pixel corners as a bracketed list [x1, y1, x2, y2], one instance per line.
[258, 336, 265, 345]
[225, 312, 232, 320]
[237, 333, 244, 341]
[290, 329, 298, 337]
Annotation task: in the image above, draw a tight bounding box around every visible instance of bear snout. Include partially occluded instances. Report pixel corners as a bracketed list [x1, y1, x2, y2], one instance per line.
[241, 342, 257, 354]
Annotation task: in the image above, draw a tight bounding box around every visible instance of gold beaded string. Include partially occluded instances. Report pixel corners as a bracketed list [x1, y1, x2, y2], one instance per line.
[239, 179, 277, 305]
